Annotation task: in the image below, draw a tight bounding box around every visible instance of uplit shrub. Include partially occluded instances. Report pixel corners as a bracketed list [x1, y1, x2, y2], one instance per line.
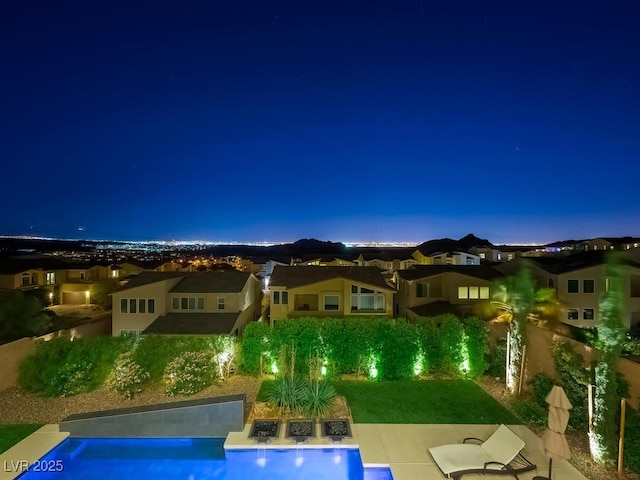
[463, 317, 490, 378]
[530, 372, 555, 408]
[241, 321, 272, 375]
[486, 337, 507, 379]
[54, 360, 94, 397]
[164, 352, 215, 396]
[106, 351, 150, 399]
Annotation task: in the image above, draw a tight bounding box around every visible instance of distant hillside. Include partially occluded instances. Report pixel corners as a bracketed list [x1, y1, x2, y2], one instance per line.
[415, 234, 493, 255]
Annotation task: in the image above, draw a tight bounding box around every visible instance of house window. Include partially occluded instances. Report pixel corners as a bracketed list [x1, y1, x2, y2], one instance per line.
[583, 280, 595, 294]
[138, 299, 146, 314]
[479, 253, 486, 259]
[458, 287, 469, 299]
[351, 286, 385, 312]
[46, 272, 56, 285]
[567, 280, 579, 293]
[173, 297, 205, 310]
[129, 299, 137, 314]
[148, 299, 155, 314]
[583, 308, 595, 320]
[273, 291, 280, 305]
[217, 297, 225, 310]
[120, 298, 128, 313]
[468, 286, 479, 299]
[282, 291, 288, 304]
[416, 283, 427, 298]
[21, 273, 34, 286]
[567, 309, 579, 320]
[324, 295, 340, 311]
[548, 278, 554, 288]
[479, 287, 490, 299]
[80, 272, 86, 280]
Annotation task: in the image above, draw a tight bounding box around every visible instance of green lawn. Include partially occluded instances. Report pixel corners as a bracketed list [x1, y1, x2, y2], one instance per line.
[257, 379, 520, 424]
[331, 380, 520, 424]
[0, 424, 42, 454]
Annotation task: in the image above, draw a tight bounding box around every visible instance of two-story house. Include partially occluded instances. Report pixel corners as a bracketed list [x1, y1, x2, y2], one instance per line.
[268, 266, 394, 324]
[395, 265, 503, 322]
[111, 271, 262, 336]
[499, 253, 640, 330]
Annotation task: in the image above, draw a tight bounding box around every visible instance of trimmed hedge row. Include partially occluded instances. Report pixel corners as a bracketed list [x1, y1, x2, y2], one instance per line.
[241, 315, 490, 381]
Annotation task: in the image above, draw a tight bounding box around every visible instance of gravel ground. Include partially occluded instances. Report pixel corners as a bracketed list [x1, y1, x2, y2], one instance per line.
[477, 377, 639, 480]
[0, 375, 262, 425]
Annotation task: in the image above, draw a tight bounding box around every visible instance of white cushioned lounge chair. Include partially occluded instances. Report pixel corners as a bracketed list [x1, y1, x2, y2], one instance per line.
[428, 424, 536, 479]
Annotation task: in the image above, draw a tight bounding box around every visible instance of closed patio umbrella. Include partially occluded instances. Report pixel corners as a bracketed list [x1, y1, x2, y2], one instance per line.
[539, 385, 572, 479]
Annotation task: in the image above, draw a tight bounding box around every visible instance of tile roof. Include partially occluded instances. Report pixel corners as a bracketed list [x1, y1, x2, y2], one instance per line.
[396, 265, 503, 282]
[170, 271, 252, 293]
[269, 266, 393, 291]
[114, 272, 187, 292]
[528, 251, 640, 274]
[141, 313, 240, 335]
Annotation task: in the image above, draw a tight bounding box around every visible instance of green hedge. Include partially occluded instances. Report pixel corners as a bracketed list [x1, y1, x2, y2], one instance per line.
[242, 316, 490, 381]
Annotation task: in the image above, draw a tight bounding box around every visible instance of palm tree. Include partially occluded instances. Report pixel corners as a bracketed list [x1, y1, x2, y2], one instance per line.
[490, 265, 559, 394]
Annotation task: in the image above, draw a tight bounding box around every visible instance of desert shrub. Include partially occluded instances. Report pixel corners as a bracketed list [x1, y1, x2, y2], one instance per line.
[530, 372, 555, 408]
[438, 315, 465, 375]
[486, 337, 507, 378]
[106, 351, 150, 399]
[301, 380, 337, 419]
[19, 336, 131, 396]
[464, 317, 489, 378]
[241, 321, 272, 375]
[265, 376, 306, 416]
[376, 319, 421, 380]
[510, 397, 548, 429]
[134, 335, 216, 382]
[164, 352, 215, 396]
[553, 342, 590, 429]
[54, 360, 94, 397]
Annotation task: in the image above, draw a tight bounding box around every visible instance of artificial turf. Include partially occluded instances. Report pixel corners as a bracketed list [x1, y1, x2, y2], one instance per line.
[0, 424, 42, 454]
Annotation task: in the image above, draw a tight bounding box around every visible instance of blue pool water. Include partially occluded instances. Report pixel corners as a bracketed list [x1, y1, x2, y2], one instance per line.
[18, 438, 393, 479]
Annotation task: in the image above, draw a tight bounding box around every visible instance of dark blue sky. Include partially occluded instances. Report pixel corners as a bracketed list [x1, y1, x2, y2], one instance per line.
[2, 1, 639, 244]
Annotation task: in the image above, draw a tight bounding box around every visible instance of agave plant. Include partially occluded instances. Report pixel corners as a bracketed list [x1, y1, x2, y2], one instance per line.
[301, 379, 336, 420]
[265, 375, 306, 416]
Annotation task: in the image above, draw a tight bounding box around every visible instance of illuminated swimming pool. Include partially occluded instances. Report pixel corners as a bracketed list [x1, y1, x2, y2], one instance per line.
[18, 438, 393, 479]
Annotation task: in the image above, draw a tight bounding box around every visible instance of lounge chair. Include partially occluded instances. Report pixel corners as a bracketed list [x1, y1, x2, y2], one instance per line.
[428, 424, 536, 479]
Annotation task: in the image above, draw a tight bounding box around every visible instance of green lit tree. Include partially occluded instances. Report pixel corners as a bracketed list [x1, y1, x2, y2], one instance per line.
[490, 265, 558, 394]
[590, 255, 626, 463]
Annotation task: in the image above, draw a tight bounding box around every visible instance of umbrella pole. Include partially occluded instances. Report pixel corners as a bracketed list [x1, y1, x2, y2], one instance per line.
[548, 457, 552, 479]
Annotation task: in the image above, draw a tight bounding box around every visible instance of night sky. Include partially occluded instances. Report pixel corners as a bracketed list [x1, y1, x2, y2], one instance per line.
[2, 1, 639, 244]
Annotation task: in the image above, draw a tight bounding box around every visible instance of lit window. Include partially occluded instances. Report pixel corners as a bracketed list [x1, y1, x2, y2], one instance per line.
[350, 286, 385, 312]
[568, 280, 579, 293]
[567, 309, 579, 320]
[324, 295, 340, 311]
[479, 287, 490, 299]
[217, 297, 225, 310]
[458, 287, 469, 299]
[46, 272, 56, 285]
[468, 286, 479, 299]
[583, 309, 595, 320]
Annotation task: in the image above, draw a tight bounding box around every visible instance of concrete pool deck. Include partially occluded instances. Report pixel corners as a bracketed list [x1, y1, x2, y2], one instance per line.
[226, 423, 588, 480]
[1, 423, 588, 480]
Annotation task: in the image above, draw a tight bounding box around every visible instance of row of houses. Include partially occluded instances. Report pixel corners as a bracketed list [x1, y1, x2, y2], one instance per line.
[110, 249, 640, 337]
